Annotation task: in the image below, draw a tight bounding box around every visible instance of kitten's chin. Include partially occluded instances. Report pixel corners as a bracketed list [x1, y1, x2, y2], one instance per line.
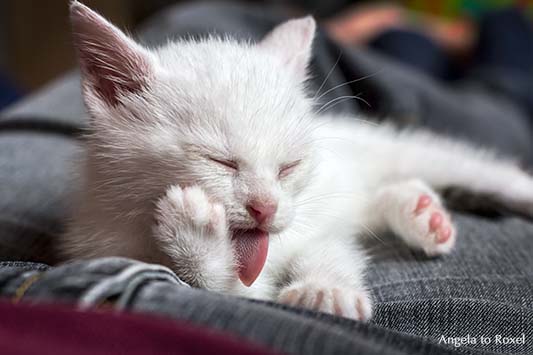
[230, 220, 289, 235]
[260, 223, 287, 234]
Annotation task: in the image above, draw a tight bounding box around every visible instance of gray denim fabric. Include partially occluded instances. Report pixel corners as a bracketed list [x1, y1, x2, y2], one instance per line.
[1, 2, 532, 355]
[0, 258, 468, 355]
[366, 214, 533, 355]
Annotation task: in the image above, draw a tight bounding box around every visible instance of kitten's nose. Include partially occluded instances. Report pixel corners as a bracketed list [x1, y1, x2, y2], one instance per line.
[246, 201, 278, 225]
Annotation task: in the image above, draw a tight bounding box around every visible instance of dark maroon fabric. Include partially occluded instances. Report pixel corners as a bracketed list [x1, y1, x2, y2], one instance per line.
[0, 300, 280, 355]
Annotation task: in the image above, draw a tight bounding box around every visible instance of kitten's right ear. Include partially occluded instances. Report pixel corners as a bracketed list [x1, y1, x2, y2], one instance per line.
[70, 1, 154, 107]
[259, 16, 316, 79]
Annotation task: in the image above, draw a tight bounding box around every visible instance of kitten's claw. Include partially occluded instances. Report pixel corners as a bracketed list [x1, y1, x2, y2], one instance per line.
[278, 282, 372, 321]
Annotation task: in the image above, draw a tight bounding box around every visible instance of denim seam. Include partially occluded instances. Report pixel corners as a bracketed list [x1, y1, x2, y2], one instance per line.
[116, 271, 188, 311]
[78, 263, 188, 309]
[11, 272, 42, 303]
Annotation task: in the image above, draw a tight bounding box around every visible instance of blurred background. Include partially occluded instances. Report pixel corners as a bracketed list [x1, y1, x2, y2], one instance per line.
[0, 0, 532, 264]
[0, 0, 532, 110]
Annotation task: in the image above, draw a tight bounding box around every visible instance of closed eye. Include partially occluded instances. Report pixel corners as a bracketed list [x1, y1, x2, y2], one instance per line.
[208, 156, 239, 170]
[279, 160, 301, 178]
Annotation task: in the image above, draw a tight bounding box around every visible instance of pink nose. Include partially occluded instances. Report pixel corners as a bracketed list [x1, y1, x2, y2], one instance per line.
[246, 201, 278, 225]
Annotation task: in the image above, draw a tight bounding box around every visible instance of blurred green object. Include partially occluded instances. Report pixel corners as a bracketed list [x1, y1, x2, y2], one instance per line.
[401, 0, 533, 19]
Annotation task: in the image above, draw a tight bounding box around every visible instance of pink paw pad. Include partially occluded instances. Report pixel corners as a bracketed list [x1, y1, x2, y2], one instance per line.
[414, 194, 432, 214]
[429, 212, 452, 244]
[437, 226, 452, 243]
[429, 212, 443, 231]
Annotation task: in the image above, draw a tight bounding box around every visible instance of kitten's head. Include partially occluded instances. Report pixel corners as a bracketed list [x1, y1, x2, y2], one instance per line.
[71, 2, 317, 235]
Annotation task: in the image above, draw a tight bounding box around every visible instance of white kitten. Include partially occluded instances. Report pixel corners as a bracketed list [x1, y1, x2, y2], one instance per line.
[62, 2, 533, 320]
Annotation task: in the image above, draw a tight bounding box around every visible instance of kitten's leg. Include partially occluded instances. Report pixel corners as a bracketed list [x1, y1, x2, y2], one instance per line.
[277, 237, 372, 321]
[367, 179, 456, 256]
[328, 121, 533, 218]
[364, 126, 533, 218]
[153, 185, 236, 292]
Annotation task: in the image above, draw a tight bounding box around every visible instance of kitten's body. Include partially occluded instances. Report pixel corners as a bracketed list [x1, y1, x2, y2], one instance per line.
[63, 2, 533, 320]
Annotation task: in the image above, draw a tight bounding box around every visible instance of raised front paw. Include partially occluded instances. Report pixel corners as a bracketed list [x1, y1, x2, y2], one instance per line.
[155, 185, 227, 241]
[278, 282, 372, 321]
[154, 185, 235, 290]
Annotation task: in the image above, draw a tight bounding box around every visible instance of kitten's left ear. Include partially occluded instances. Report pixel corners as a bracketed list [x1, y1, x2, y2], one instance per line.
[259, 16, 316, 79]
[70, 1, 154, 107]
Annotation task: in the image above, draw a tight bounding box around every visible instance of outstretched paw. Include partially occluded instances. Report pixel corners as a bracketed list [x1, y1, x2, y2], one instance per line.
[278, 282, 372, 321]
[378, 180, 457, 256]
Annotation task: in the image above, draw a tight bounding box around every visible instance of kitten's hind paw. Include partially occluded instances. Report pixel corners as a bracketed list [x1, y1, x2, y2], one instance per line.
[278, 282, 372, 321]
[377, 179, 456, 256]
[410, 192, 456, 256]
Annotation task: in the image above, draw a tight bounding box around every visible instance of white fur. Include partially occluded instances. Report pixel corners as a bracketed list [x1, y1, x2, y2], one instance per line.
[63, 2, 533, 320]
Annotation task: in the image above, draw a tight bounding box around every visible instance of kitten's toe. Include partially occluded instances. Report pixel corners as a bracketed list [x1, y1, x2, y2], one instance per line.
[428, 211, 443, 230]
[413, 199, 456, 256]
[182, 186, 227, 237]
[209, 203, 227, 238]
[155, 185, 227, 239]
[379, 180, 457, 256]
[154, 185, 185, 225]
[182, 186, 212, 225]
[278, 283, 372, 321]
[414, 194, 432, 213]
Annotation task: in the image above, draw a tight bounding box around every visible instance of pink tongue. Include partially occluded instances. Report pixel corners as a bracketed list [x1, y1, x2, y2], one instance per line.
[232, 230, 269, 287]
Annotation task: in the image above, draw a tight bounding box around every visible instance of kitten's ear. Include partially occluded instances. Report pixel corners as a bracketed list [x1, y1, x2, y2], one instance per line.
[259, 16, 316, 79]
[70, 1, 154, 106]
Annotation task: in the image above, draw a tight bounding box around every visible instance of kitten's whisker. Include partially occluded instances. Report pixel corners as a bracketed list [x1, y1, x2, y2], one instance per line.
[313, 51, 343, 99]
[295, 196, 368, 208]
[360, 224, 387, 246]
[289, 220, 316, 234]
[296, 210, 387, 247]
[297, 211, 357, 226]
[315, 96, 343, 113]
[319, 94, 372, 114]
[295, 191, 368, 205]
[309, 135, 370, 145]
[315, 69, 383, 101]
[316, 94, 371, 115]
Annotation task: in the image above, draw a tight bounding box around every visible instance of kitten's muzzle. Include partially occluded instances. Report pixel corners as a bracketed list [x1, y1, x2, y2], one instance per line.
[246, 200, 278, 226]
